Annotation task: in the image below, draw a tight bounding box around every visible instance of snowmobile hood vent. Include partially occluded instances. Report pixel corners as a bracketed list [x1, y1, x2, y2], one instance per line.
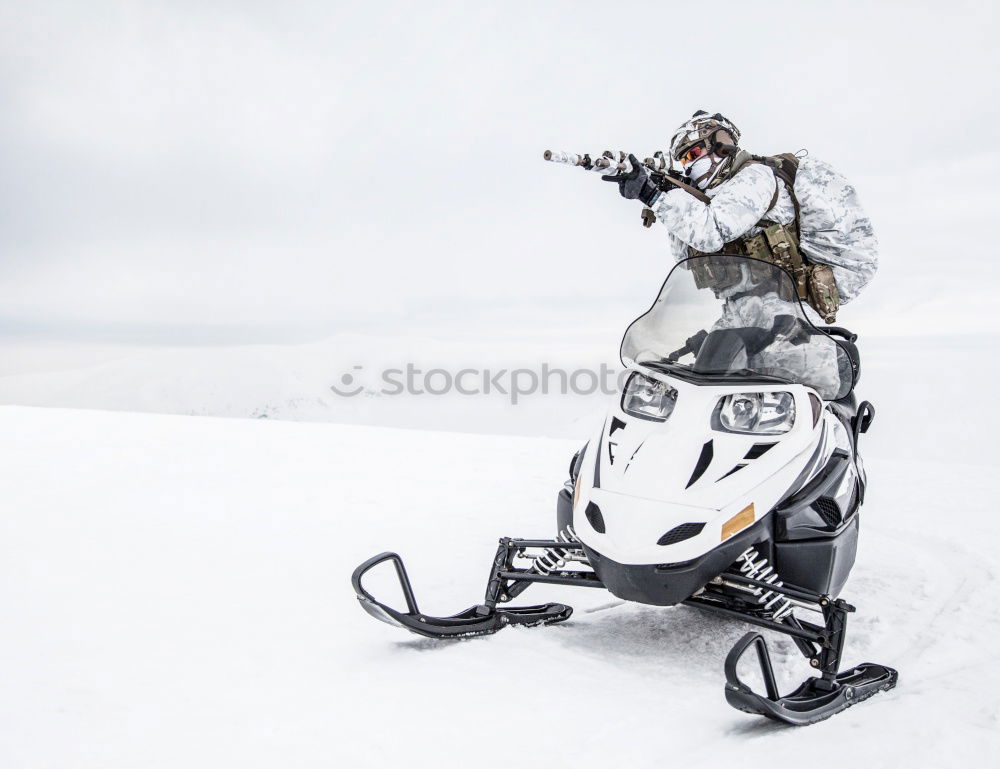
[686, 441, 714, 489]
[656, 522, 706, 546]
[585, 501, 606, 533]
[811, 497, 841, 528]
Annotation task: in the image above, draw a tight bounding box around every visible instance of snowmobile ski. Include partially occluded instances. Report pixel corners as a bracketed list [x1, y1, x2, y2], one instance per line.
[352, 550, 575, 639]
[724, 632, 898, 725]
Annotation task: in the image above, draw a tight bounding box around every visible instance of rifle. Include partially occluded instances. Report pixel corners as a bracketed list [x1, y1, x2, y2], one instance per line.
[542, 149, 669, 174]
[543, 149, 711, 226]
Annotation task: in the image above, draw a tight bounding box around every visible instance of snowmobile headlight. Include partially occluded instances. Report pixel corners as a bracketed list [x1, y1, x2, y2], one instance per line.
[712, 392, 795, 435]
[621, 372, 677, 422]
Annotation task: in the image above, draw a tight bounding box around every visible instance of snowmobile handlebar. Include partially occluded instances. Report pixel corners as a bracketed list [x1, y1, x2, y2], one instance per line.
[667, 329, 709, 362]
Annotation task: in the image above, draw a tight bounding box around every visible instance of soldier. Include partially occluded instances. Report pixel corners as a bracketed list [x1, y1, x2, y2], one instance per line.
[606, 111, 877, 313]
[605, 111, 878, 397]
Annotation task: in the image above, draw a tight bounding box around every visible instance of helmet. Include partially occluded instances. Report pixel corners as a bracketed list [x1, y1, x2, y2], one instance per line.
[669, 111, 741, 161]
[669, 111, 742, 190]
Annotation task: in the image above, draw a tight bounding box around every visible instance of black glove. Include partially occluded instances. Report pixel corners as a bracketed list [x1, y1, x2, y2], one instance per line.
[667, 329, 709, 362]
[685, 329, 709, 356]
[602, 154, 661, 206]
[772, 314, 811, 346]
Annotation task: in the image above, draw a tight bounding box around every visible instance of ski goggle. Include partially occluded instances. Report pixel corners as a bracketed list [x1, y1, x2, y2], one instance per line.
[678, 144, 709, 166]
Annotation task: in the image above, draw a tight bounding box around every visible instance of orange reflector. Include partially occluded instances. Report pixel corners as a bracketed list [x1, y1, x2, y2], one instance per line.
[721, 503, 755, 541]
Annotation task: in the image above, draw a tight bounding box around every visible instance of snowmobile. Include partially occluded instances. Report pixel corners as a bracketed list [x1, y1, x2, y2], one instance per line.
[351, 254, 898, 725]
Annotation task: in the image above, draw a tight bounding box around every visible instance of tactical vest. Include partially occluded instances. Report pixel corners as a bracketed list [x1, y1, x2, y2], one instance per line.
[688, 151, 840, 323]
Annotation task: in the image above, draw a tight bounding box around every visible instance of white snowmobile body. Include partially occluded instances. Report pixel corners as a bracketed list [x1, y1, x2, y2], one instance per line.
[351, 253, 897, 725]
[559, 255, 864, 606]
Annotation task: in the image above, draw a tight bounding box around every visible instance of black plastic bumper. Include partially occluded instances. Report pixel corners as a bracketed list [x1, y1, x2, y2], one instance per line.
[581, 519, 768, 605]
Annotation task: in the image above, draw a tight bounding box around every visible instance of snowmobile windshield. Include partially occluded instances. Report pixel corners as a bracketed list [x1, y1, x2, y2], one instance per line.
[620, 255, 855, 401]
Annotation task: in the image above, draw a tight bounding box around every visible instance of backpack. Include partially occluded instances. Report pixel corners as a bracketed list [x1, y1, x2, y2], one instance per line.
[738, 152, 878, 304]
[792, 156, 878, 304]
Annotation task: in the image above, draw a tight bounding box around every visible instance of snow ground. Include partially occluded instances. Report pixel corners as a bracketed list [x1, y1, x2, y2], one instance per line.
[2, 180, 997, 763]
[1, 403, 998, 768]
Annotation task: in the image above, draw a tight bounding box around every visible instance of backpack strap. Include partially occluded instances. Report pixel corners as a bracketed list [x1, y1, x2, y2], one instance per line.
[752, 153, 801, 238]
[680, 151, 803, 248]
[765, 178, 781, 213]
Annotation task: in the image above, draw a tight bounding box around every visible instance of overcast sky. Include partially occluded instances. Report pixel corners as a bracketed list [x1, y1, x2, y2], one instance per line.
[1, 0, 997, 343]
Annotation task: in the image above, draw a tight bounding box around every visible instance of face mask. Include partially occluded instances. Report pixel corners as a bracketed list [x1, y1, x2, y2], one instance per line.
[687, 154, 721, 190]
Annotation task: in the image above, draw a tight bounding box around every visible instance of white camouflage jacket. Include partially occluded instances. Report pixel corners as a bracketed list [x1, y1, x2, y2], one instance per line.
[650, 157, 877, 304]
